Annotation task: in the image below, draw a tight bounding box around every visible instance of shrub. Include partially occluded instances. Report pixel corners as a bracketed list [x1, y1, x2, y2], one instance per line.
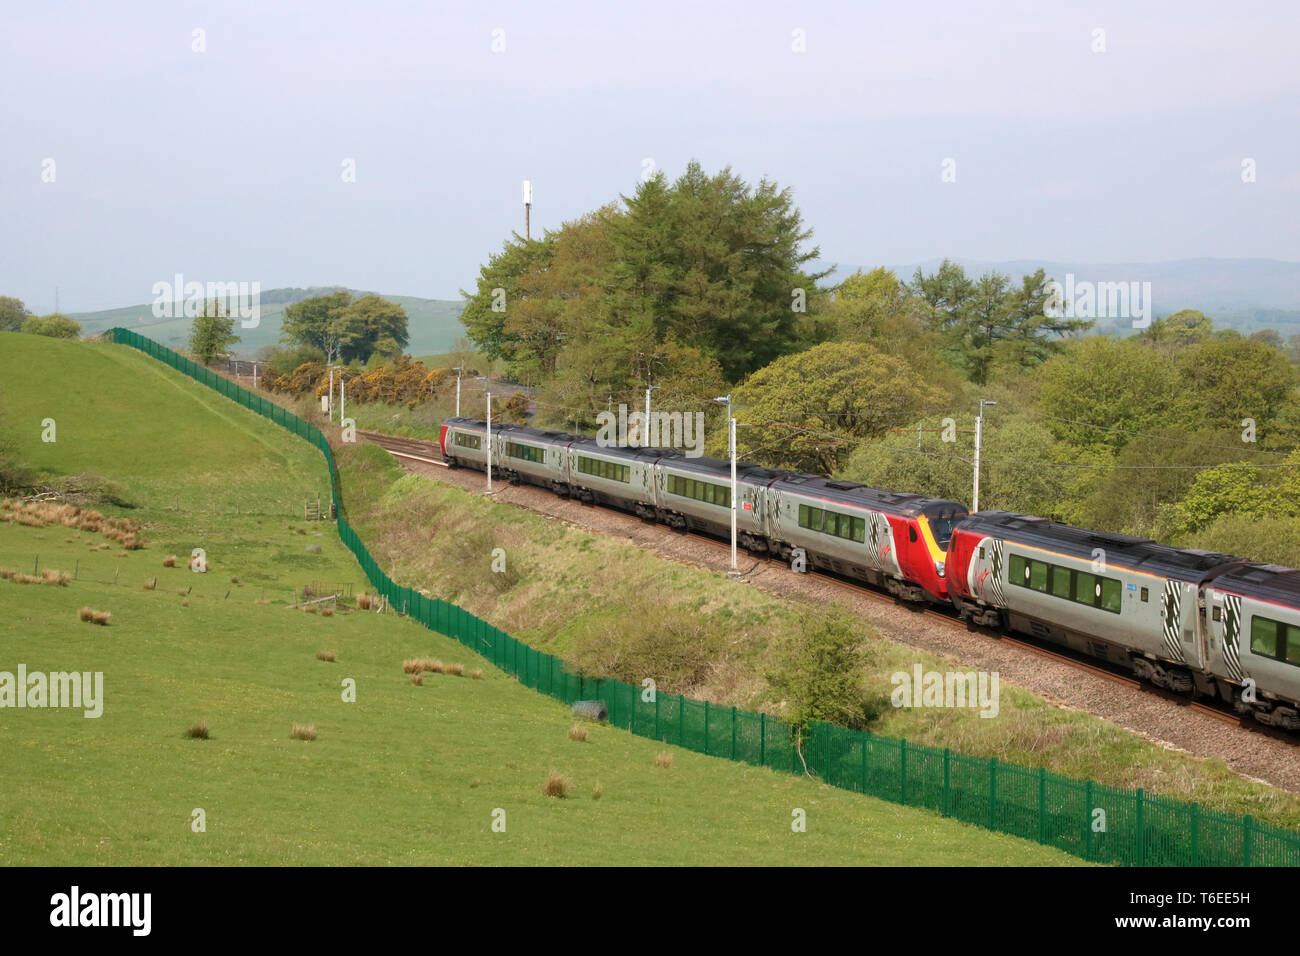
[542, 770, 570, 798]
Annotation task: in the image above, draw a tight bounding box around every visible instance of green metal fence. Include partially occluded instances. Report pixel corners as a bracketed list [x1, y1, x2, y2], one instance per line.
[105, 327, 1300, 867]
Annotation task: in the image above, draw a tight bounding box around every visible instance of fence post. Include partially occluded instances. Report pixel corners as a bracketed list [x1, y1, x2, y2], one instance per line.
[943, 748, 950, 816]
[655, 692, 660, 741]
[704, 701, 710, 755]
[989, 757, 998, 831]
[863, 736, 870, 794]
[1244, 815, 1253, 867]
[731, 706, 737, 760]
[760, 713, 766, 766]
[1039, 767, 1047, 844]
[678, 696, 684, 747]
[900, 739, 907, 804]
[1137, 788, 1145, 867]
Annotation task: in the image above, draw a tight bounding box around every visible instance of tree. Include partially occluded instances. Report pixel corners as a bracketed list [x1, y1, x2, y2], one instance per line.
[189, 299, 239, 365]
[333, 295, 409, 364]
[764, 609, 875, 731]
[21, 313, 81, 338]
[1177, 336, 1295, 432]
[730, 342, 943, 474]
[281, 290, 352, 363]
[0, 297, 31, 332]
[1036, 337, 1190, 450]
[1138, 309, 1214, 352]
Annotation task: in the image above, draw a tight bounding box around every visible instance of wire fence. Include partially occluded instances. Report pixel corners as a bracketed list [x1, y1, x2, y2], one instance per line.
[105, 326, 1300, 866]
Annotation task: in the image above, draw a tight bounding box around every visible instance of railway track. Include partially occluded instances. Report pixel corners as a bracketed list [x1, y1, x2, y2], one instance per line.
[358, 427, 1283, 740]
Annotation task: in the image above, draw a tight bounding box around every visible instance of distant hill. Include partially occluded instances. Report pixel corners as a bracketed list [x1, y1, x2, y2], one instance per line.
[68, 287, 465, 357]
[825, 258, 1300, 334]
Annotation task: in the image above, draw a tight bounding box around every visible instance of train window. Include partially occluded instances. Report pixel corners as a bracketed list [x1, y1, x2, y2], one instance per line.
[1251, 617, 1279, 658]
[453, 432, 481, 449]
[1050, 566, 1073, 600]
[1101, 578, 1122, 613]
[979, 547, 986, 559]
[1073, 571, 1098, 607]
[1287, 628, 1300, 666]
[1140, 587, 1149, 602]
[1009, 554, 1027, 586]
[851, 517, 866, 543]
[506, 442, 543, 463]
[908, 527, 918, 543]
[798, 504, 810, 527]
[1212, 606, 1222, 622]
[1028, 560, 1048, 593]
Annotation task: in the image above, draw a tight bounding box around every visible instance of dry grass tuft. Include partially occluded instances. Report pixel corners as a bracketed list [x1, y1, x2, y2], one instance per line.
[230, 575, 239, 584]
[655, 751, 673, 769]
[321, 608, 334, 618]
[316, 650, 336, 662]
[41, 568, 69, 586]
[356, 593, 371, 610]
[77, 606, 94, 622]
[162, 555, 177, 568]
[568, 724, 589, 743]
[91, 610, 111, 626]
[143, 579, 156, 590]
[410, 673, 423, 686]
[186, 721, 209, 739]
[591, 783, 603, 800]
[470, 668, 483, 680]
[290, 723, 317, 741]
[542, 770, 571, 798]
[445, 662, 464, 677]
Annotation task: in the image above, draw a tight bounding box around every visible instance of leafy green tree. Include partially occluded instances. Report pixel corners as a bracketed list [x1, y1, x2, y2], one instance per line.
[1157, 464, 1283, 538]
[281, 290, 352, 362]
[764, 610, 876, 731]
[0, 296, 32, 332]
[333, 295, 409, 364]
[189, 299, 239, 365]
[1138, 309, 1214, 352]
[1035, 337, 1190, 450]
[21, 313, 81, 338]
[1177, 336, 1295, 431]
[730, 342, 942, 474]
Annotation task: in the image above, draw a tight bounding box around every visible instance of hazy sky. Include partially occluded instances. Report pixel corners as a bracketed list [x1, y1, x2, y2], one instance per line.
[3, 0, 1298, 313]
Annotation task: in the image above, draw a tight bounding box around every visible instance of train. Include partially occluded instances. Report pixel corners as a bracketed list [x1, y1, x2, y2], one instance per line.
[439, 416, 1300, 730]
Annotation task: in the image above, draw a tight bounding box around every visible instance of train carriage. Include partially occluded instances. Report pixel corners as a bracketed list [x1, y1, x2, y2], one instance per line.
[767, 476, 965, 603]
[947, 511, 1247, 692]
[654, 456, 788, 541]
[1203, 565, 1300, 728]
[563, 439, 662, 512]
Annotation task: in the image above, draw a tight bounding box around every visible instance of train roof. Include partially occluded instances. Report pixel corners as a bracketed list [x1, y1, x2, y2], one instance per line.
[1210, 563, 1300, 605]
[658, 455, 795, 484]
[960, 510, 1247, 582]
[772, 474, 968, 518]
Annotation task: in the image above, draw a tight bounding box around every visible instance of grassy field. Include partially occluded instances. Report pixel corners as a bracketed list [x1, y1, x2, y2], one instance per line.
[335, 441, 1300, 831]
[0, 333, 1080, 865]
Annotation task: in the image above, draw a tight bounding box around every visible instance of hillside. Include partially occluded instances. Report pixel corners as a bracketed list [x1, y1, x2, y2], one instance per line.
[0, 333, 1079, 865]
[66, 288, 466, 358]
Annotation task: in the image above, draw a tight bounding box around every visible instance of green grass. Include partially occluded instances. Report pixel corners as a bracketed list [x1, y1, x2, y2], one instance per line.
[0, 334, 1082, 865]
